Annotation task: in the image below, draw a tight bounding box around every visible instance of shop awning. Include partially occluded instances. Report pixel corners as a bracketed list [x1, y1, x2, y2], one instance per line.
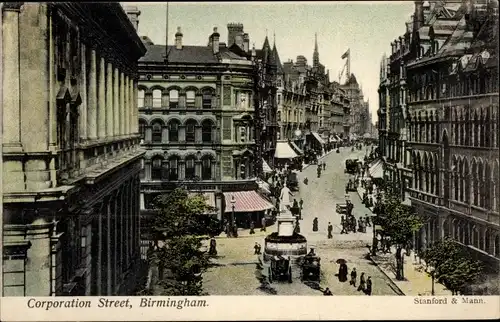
[368, 159, 384, 179]
[256, 179, 271, 195]
[311, 132, 326, 145]
[223, 191, 274, 213]
[289, 141, 304, 155]
[275, 141, 298, 159]
[262, 158, 273, 173]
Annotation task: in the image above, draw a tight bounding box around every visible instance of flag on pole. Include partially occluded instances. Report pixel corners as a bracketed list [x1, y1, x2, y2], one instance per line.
[341, 48, 350, 59]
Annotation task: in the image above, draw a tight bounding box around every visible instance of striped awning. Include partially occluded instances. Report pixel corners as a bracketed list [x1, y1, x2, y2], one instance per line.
[275, 141, 298, 159]
[289, 141, 304, 155]
[311, 132, 326, 145]
[368, 159, 384, 179]
[262, 158, 273, 173]
[223, 191, 274, 213]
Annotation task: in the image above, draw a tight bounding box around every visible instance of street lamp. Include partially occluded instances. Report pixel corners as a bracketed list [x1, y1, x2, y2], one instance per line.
[230, 195, 236, 238]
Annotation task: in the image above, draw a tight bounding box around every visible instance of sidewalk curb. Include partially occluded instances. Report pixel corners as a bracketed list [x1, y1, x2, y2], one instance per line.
[366, 253, 406, 296]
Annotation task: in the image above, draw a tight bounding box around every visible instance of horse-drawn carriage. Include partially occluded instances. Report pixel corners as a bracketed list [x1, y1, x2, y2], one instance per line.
[269, 255, 292, 283]
[344, 159, 360, 175]
[300, 255, 321, 281]
[336, 203, 348, 214]
[345, 179, 357, 192]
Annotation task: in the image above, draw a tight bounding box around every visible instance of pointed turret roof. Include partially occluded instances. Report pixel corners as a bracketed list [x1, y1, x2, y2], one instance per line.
[272, 42, 284, 74]
[346, 73, 358, 85]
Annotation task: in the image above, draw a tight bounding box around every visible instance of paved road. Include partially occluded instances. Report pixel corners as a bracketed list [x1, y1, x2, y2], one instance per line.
[203, 146, 399, 296]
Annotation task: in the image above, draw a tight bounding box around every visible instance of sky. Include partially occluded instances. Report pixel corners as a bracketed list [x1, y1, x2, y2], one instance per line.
[125, 1, 415, 124]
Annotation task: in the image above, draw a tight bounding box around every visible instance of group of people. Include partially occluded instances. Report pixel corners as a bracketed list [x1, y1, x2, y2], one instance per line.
[340, 213, 371, 234]
[338, 263, 372, 295]
[317, 162, 326, 178]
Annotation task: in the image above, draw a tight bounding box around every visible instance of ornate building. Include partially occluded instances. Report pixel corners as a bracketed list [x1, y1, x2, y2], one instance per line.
[2, 3, 146, 296]
[340, 73, 370, 138]
[405, 0, 499, 281]
[136, 22, 273, 230]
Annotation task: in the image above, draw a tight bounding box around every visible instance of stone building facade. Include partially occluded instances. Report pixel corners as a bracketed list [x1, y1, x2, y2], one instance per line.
[2, 3, 146, 296]
[135, 22, 275, 226]
[403, 0, 499, 277]
[340, 73, 370, 138]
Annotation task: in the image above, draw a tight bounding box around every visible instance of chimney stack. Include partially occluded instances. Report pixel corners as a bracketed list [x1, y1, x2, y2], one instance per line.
[211, 27, 220, 54]
[175, 27, 183, 50]
[414, 1, 425, 30]
[243, 33, 250, 52]
[123, 5, 141, 31]
[227, 23, 244, 48]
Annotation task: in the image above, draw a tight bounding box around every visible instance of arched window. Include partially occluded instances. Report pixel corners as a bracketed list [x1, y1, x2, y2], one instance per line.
[201, 155, 213, 180]
[185, 156, 196, 179]
[139, 120, 147, 140]
[138, 89, 145, 108]
[169, 89, 179, 109]
[186, 90, 196, 108]
[151, 121, 163, 143]
[201, 120, 213, 143]
[168, 120, 180, 142]
[152, 89, 162, 108]
[168, 156, 179, 181]
[185, 120, 197, 142]
[151, 157, 164, 180]
[202, 89, 213, 109]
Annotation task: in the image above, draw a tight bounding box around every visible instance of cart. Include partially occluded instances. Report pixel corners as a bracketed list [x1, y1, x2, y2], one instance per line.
[300, 255, 321, 282]
[345, 159, 359, 175]
[336, 203, 348, 214]
[270, 255, 292, 283]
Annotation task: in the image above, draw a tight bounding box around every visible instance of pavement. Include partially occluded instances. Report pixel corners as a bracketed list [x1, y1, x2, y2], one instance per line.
[203, 146, 402, 296]
[356, 182, 452, 296]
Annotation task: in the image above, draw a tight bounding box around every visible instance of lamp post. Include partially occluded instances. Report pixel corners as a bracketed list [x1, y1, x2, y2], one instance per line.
[230, 195, 236, 238]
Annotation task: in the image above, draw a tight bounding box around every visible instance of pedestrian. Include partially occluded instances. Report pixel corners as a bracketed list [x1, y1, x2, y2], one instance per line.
[365, 276, 372, 295]
[299, 198, 304, 210]
[350, 268, 357, 287]
[358, 272, 366, 292]
[358, 218, 363, 233]
[254, 242, 260, 255]
[292, 199, 299, 209]
[261, 217, 266, 232]
[327, 222, 333, 239]
[340, 216, 348, 235]
[209, 238, 217, 256]
[233, 223, 238, 238]
[312, 217, 319, 232]
[338, 263, 348, 282]
[365, 214, 371, 227]
[225, 222, 231, 238]
[323, 162, 326, 170]
[249, 221, 255, 234]
[323, 287, 333, 296]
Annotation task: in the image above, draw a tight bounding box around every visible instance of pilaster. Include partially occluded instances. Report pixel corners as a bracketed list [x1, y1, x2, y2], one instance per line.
[87, 49, 98, 140]
[120, 72, 125, 136]
[106, 62, 114, 137]
[113, 68, 120, 137]
[97, 56, 106, 139]
[124, 76, 129, 135]
[2, 7, 23, 151]
[79, 44, 88, 140]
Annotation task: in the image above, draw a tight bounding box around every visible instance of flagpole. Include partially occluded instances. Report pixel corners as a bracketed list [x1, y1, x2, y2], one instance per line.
[165, 2, 169, 62]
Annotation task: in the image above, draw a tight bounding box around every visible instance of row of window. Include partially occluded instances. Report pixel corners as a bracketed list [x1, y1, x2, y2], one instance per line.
[139, 120, 214, 143]
[138, 89, 213, 109]
[145, 156, 214, 181]
[446, 219, 500, 258]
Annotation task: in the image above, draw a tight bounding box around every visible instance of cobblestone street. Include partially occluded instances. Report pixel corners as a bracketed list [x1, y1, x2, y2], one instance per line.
[204, 147, 401, 295]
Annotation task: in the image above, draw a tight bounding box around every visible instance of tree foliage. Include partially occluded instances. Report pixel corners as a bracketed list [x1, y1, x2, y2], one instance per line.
[374, 193, 424, 246]
[145, 188, 222, 296]
[422, 237, 483, 295]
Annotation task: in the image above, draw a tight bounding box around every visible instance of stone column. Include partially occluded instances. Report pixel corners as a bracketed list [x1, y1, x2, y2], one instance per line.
[106, 62, 114, 137]
[129, 78, 135, 135]
[79, 44, 88, 141]
[87, 49, 98, 140]
[120, 72, 125, 135]
[2, 7, 23, 151]
[124, 76, 129, 136]
[133, 81, 139, 133]
[113, 68, 120, 137]
[97, 56, 106, 139]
